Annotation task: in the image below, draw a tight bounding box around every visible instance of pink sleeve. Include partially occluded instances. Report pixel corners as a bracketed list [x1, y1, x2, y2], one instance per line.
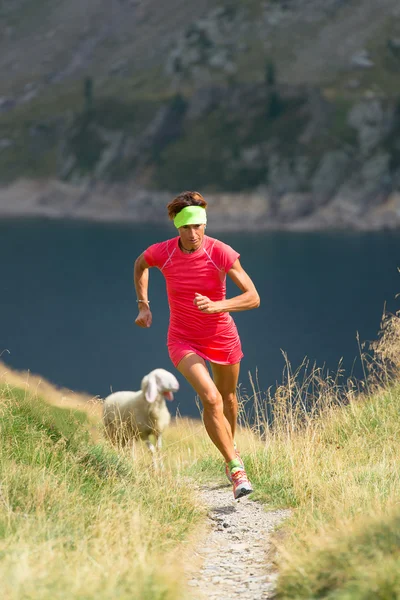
[215, 240, 240, 273]
[143, 242, 165, 269]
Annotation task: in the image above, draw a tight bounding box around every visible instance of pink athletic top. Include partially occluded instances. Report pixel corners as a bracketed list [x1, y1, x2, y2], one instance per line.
[143, 235, 243, 366]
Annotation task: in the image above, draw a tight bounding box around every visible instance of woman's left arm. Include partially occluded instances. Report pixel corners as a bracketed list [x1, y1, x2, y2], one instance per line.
[194, 259, 260, 313]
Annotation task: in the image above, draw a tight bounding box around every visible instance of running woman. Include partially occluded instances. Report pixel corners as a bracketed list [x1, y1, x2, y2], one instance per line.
[134, 191, 260, 498]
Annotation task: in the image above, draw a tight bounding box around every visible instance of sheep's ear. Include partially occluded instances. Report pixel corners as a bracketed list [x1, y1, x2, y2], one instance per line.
[143, 373, 158, 403]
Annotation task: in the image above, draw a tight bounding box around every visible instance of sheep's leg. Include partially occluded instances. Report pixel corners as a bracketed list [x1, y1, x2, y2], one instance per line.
[146, 440, 156, 454]
[146, 438, 165, 471]
[154, 435, 165, 471]
[146, 440, 156, 465]
[145, 439, 157, 468]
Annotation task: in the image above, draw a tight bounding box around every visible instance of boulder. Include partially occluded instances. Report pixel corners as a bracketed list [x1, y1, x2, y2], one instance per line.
[277, 193, 314, 221]
[206, 191, 271, 230]
[185, 86, 226, 120]
[0, 139, 13, 151]
[165, 5, 243, 78]
[350, 50, 374, 69]
[348, 100, 394, 156]
[311, 150, 350, 200]
[321, 152, 391, 225]
[268, 153, 310, 195]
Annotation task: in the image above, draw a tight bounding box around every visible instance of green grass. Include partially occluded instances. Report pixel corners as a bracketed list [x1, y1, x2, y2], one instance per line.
[0, 0, 54, 33]
[171, 313, 400, 599]
[158, 311, 400, 600]
[359, 17, 400, 98]
[0, 82, 165, 182]
[154, 107, 249, 191]
[154, 94, 309, 191]
[2, 311, 400, 599]
[163, 351, 400, 600]
[0, 383, 204, 599]
[0, 46, 395, 190]
[2, 0, 400, 190]
[235, 366, 400, 599]
[278, 510, 400, 599]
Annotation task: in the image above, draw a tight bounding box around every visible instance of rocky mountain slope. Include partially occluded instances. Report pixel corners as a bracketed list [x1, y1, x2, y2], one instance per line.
[1, 0, 400, 229]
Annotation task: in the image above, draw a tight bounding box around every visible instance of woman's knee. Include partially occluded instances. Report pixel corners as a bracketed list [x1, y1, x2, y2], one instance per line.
[201, 388, 223, 412]
[222, 391, 237, 408]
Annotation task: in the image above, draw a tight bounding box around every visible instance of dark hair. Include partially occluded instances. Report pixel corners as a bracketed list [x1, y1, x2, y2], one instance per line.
[167, 191, 208, 220]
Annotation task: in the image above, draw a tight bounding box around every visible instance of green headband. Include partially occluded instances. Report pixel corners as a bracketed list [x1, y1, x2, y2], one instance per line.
[174, 206, 207, 229]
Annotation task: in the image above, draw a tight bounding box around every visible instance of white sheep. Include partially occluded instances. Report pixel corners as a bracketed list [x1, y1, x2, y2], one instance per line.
[102, 369, 179, 462]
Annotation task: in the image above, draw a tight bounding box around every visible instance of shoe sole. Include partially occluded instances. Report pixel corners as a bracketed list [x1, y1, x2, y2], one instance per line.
[234, 486, 253, 500]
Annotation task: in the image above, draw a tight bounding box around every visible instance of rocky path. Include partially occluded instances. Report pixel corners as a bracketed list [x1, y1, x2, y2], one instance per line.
[187, 483, 291, 600]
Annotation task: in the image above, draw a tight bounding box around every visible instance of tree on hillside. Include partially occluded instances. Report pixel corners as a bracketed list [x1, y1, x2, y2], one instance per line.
[170, 93, 187, 117]
[265, 61, 276, 86]
[265, 60, 284, 119]
[84, 77, 94, 115]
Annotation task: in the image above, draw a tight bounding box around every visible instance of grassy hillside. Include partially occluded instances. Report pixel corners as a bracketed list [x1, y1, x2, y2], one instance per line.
[0, 0, 214, 96]
[260, 380, 400, 598]
[0, 361, 262, 599]
[1, 0, 399, 97]
[1, 306, 400, 598]
[167, 310, 400, 598]
[0, 379, 206, 599]
[254, 311, 400, 598]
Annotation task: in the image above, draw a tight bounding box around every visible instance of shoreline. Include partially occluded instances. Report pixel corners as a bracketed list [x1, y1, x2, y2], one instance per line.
[0, 178, 399, 232]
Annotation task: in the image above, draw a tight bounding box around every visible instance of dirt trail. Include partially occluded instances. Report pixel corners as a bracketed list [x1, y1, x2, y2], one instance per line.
[188, 484, 290, 600]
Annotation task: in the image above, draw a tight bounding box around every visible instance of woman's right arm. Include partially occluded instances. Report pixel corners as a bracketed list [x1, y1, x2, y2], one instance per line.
[134, 253, 152, 328]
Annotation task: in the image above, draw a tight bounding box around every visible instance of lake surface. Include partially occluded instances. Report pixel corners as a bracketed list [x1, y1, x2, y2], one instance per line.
[1, 218, 399, 418]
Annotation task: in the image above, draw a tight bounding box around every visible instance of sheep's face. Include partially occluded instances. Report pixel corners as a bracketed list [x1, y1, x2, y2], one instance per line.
[142, 369, 179, 403]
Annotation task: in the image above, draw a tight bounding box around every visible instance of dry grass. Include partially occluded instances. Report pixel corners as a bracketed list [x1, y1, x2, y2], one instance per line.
[3, 301, 400, 599]
[0, 357, 270, 598]
[0, 366, 212, 600]
[231, 305, 400, 599]
[0, 357, 267, 599]
[370, 303, 400, 380]
[0, 358, 102, 419]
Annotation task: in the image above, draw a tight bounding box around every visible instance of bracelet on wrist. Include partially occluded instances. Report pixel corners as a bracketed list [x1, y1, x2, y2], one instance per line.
[137, 299, 150, 305]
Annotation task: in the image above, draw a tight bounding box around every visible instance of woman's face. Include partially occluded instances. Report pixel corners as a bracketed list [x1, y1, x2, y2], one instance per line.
[178, 223, 206, 250]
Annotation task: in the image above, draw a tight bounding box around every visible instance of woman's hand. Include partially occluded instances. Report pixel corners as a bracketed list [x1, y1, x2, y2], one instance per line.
[135, 306, 152, 328]
[193, 293, 219, 314]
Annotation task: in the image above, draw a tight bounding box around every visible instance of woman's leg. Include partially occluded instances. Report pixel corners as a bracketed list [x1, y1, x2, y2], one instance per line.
[210, 362, 240, 441]
[177, 353, 236, 463]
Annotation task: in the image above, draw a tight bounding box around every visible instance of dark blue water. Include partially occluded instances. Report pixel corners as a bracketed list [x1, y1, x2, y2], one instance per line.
[1, 218, 399, 417]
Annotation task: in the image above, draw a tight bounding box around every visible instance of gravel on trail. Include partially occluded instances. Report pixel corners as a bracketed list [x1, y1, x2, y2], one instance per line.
[187, 482, 291, 600]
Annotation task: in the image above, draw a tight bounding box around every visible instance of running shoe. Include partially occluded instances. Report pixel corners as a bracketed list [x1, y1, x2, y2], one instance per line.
[231, 469, 254, 499]
[225, 450, 244, 483]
